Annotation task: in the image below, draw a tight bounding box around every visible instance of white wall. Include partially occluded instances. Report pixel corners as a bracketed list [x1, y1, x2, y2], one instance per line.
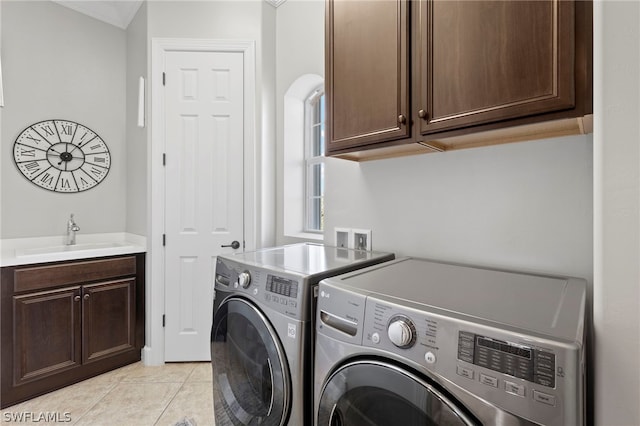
[147, 1, 264, 40]
[275, 0, 325, 245]
[0, 0, 3, 240]
[147, 0, 276, 249]
[261, 3, 277, 247]
[125, 2, 148, 237]
[324, 136, 593, 280]
[0, 1, 127, 238]
[593, 2, 640, 425]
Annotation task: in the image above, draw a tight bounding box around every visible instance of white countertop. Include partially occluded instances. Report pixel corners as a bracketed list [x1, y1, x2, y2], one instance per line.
[0, 233, 146, 267]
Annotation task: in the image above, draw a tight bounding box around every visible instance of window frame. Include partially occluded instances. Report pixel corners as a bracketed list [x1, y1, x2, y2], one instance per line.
[303, 86, 325, 234]
[282, 74, 324, 242]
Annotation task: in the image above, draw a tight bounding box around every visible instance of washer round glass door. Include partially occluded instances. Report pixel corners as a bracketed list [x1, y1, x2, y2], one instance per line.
[317, 361, 478, 426]
[211, 297, 290, 425]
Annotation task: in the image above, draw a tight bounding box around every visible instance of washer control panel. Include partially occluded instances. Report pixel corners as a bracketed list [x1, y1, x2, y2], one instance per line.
[214, 258, 305, 320]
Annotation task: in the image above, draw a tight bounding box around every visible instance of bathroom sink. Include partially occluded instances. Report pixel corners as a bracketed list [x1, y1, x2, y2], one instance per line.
[1, 233, 146, 267]
[16, 242, 133, 257]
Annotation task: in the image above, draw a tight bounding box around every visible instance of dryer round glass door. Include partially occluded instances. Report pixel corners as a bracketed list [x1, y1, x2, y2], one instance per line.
[317, 360, 478, 426]
[211, 298, 290, 425]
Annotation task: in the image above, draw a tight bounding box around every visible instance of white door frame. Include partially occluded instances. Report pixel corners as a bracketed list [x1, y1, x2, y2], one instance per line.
[145, 38, 257, 365]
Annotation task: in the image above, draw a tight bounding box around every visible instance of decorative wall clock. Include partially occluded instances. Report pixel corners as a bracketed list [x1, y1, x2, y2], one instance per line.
[13, 119, 111, 193]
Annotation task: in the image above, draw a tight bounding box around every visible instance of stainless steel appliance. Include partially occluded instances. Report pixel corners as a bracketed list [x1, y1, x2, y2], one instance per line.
[210, 243, 394, 425]
[315, 257, 586, 426]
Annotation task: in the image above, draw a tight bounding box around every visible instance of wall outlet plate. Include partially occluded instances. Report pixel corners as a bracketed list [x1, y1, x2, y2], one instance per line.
[352, 229, 372, 251]
[335, 227, 351, 248]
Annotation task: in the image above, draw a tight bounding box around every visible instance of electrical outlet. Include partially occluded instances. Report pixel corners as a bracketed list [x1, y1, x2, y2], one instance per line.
[353, 229, 372, 251]
[335, 228, 351, 248]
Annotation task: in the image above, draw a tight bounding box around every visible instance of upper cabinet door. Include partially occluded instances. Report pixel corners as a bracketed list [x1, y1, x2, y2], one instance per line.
[326, 0, 410, 153]
[418, 0, 575, 135]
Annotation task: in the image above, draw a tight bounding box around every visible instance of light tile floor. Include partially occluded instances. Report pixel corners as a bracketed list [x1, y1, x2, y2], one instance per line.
[1, 362, 214, 426]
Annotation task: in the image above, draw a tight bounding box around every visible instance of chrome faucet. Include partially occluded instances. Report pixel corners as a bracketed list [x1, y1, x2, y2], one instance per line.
[66, 214, 80, 245]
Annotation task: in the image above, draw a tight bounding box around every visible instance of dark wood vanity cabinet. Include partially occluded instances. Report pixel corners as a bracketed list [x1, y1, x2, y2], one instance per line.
[325, 0, 592, 159]
[1, 254, 145, 408]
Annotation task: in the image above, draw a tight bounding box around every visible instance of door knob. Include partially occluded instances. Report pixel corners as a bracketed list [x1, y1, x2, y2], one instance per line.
[418, 110, 427, 120]
[221, 240, 240, 250]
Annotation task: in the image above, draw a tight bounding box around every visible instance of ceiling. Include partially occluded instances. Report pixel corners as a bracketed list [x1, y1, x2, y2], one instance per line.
[52, 0, 287, 30]
[52, 0, 143, 29]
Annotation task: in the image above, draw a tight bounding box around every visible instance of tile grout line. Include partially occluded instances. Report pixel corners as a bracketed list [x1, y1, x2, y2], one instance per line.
[71, 362, 146, 425]
[152, 380, 187, 426]
[71, 381, 120, 425]
[152, 364, 196, 426]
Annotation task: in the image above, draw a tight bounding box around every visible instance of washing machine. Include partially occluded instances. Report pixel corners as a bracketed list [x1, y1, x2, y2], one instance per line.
[210, 243, 394, 425]
[315, 257, 586, 426]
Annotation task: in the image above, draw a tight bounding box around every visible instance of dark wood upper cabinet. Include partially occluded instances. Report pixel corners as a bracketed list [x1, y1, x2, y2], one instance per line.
[326, 0, 410, 152]
[419, 0, 575, 134]
[326, 0, 592, 159]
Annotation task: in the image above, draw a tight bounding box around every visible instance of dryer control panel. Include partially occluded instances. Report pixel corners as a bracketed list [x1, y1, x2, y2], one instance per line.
[458, 332, 556, 388]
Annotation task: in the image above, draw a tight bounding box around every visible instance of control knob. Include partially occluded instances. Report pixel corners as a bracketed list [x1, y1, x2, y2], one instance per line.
[387, 316, 416, 348]
[238, 271, 251, 289]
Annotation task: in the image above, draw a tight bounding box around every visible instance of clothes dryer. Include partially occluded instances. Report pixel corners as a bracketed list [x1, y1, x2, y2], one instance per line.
[315, 258, 586, 426]
[210, 243, 394, 425]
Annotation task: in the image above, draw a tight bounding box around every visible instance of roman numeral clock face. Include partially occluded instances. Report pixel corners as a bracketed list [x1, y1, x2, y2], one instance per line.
[13, 120, 111, 193]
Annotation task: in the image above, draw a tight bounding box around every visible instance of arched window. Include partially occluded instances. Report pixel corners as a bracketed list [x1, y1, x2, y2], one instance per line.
[283, 74, 325, 239]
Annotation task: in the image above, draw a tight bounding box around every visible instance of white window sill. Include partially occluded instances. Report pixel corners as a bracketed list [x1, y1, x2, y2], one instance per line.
[284, 231, 324, 242]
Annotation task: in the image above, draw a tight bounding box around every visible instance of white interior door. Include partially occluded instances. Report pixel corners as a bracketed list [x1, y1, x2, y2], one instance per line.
[164, 50, 244, 361]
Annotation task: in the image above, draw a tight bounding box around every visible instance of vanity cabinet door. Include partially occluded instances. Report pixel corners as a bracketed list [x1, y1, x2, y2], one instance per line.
[326, 0, 410, 153]
[82, 279, 136, 364]
[13, 287, 82, 385]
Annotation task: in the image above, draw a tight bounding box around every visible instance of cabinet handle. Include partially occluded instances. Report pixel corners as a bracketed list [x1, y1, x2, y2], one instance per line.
[83, 294, 90, 301]
[398, 114, 407, 125]
[74, 295, 81, 302]
[418, 110, 427, 120]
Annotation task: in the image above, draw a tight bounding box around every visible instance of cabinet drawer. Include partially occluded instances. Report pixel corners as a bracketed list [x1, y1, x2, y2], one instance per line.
[13, 257, 137, 293]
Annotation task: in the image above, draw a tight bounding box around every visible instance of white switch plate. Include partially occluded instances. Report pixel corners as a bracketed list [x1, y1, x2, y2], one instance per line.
[335, 227, 351, 248]
[352, 229, 372, 251]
